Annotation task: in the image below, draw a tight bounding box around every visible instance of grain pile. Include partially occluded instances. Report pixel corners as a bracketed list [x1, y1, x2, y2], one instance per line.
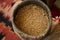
[15, 4, 49, 36]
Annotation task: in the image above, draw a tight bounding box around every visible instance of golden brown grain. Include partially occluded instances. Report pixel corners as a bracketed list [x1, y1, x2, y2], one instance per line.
[15, 4, 49, 36]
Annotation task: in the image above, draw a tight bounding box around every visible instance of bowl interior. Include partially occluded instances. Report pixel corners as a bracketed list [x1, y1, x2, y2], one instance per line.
[12, 0, 52, 38]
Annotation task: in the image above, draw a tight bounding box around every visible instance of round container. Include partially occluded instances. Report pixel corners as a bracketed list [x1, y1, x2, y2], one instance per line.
[12, 0, 52, 40]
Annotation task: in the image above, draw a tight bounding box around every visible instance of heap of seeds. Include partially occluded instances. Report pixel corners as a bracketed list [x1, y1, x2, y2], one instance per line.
[15, 4, 49, 36]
